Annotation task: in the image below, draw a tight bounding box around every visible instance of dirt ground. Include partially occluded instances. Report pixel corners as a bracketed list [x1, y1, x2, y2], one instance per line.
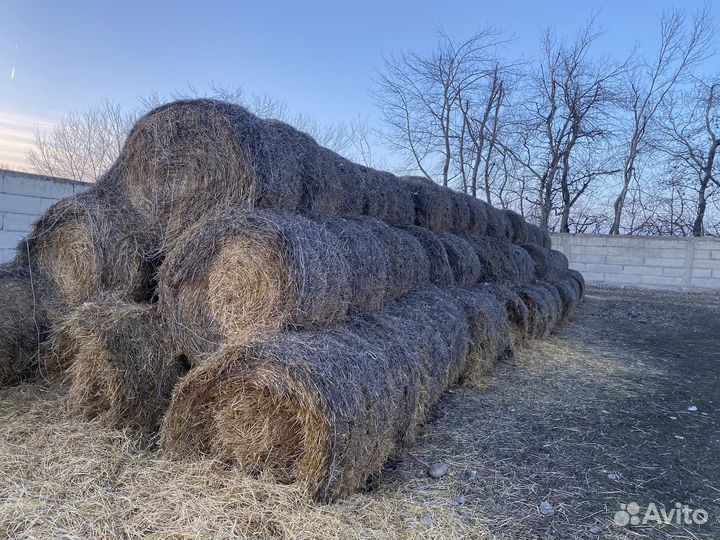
[1, 286, 719, 539]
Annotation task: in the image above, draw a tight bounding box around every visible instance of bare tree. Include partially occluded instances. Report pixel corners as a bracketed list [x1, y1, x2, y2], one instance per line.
[506, 20, 624, 231]
[609, 7, 712, 234]
[659, 79, 719, 236]
[28, 85, 381, 181]
[27, 100, 135, 182]
[373, 28, 507, 187]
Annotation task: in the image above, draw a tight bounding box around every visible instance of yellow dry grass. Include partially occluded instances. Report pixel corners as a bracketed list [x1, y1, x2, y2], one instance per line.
[0, 381, 483, 540]
[36, 220, 99, 305]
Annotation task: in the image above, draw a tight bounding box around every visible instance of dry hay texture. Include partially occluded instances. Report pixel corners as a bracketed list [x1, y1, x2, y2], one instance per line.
[49, 298, 187, 430]
[520, 243, 569, 283]
[17, 184, 153, 309]
[163, 285, 484, 501]
[0, 263, 53, 386]
[159, 204, 546, 365]
[111, 99, 428, 248]
[108, 99, 544, 248]
[162, 279, 584, 502]
[159, 208, 434, 362]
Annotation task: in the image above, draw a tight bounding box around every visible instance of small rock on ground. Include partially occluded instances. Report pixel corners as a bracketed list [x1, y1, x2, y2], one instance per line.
[428, 462, 448, 479]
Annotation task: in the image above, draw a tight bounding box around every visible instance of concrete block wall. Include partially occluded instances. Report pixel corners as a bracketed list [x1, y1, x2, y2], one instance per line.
[0, 169, 90, 263]
[551, 233, 720, 291]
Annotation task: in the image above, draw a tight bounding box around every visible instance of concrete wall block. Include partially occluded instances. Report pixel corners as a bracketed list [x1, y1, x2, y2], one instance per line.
[691, 267, 712, 278]
[574, 254, 606, 264]
[2, 174, 77, 199]
[693, 248, 720, 261]
[662, 267, 687, 277]
[642, 274, 683, 287]
[651, 257, 686, 268]
[0, 193, 44, 215]
[579, 271, 605, 282]
[0, 248, 15, 264]
[605, 255, 645, 266]
[693, 258, 720, 270]
[0, 230, 26, 250]
[690, 277, 720, 289]
[2, 212, 36, 232]
[611, 273, 645, 285]
[622, 265, 664, 276]
[585, 263, 623, 274]
[73, 183, 91, 195]
[575, 246, 611, 256]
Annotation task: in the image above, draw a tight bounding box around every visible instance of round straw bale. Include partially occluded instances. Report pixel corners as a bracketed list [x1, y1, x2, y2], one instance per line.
[520, 244, 569, 282]
[567, 269, 586, 296]
[162, 286, 470, 502]
[159, 208, 351, 362]
[483, 284, 531, 348]
[0, 264, 52, 386]
[461, 234, 520, 285]
[525, 222, 543, 245]
[363, 171, 415, 226]
[466, 197, 489, 236]
[399, 225, 453, 286]
[449, 191, 471, 232]
[116, 100, 308, 243]
[506, 243, 536, 285]
[554, 278, 580, 321]
[541, 228, 552, 249]
[363, 220, 430, 299]
[313, 215, 389, 311]
[438, 233, 481, 286]
[503, 209, 529, 244]
[536, 280, 563, 328]
[485, 206, 513, 242]
[450, 286, 511, 386]
[62, 299, 187, 430]
[515, 284, 556, 338]
[401, 176, 453, 232]
[17, 187, 153, 308]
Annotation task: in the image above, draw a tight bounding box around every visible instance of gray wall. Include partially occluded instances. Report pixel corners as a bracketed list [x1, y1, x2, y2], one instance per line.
[551, 233, 720, 291]
[0, 169, 90, 263]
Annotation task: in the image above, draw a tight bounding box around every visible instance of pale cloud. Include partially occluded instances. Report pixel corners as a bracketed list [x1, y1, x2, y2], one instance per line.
[10, 66, 15, 80]
[0, 110, 58, 171]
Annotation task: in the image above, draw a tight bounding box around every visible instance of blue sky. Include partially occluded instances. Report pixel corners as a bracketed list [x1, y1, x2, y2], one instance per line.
[0, 0, 716, 169]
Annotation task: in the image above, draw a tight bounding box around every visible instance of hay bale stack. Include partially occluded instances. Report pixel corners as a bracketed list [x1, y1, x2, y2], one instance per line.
[452, 286, 512, 385]
[465, 196, 489, 236]
[515, 283, 556, 338]
[503, 209, 529, 244]
[520, 244, 569, 282]
[568, 269, 586, 296]
[113, 100, 419, 247]
[161, 286, 472, 502]
[56, 299, 186, 429]
[401, 176, 453, 233]
[481, 283, 531, 347]
[438, 234, 481, 286]
[17, 186, 152, 309]
[485, 207, 513, 242]
[159, 208, 432, 362]
[554, 276, 582, 321]
[0, 264, 52, 386]
[462, 235, 522, 285]
[400, 225, 453, 286]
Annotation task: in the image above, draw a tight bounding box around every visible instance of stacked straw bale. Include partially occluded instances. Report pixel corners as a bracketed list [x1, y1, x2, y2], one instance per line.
[49, 299, 186, 429]
[18, 184, 153, 309]
[0, 263, 53, 385]
[162, 280, 583, 502]
[0, 97, 586, 502]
